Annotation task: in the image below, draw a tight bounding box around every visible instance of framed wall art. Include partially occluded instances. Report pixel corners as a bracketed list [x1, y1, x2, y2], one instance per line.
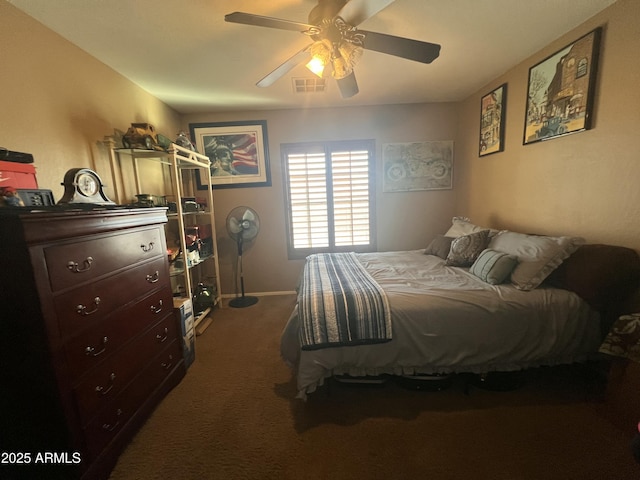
[479, 83, 507, 156]
[189, 120, 271, 189]
[523, 27, 601, 145]
[382, 141, 453, 192]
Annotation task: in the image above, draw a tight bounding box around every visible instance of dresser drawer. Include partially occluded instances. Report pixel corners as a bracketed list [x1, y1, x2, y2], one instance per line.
[54, 256, 168, 339]
[65, 286, 174, 381]
[73, 314, 179, 425]
[82, 340, 182, 460]
[45, 226, 164, 292]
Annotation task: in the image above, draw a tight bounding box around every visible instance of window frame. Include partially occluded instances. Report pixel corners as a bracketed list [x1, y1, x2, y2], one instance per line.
[281, 139, 377, 260]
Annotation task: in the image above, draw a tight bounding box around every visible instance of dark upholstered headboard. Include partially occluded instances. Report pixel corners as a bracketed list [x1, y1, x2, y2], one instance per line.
[546, 244, 640, 336]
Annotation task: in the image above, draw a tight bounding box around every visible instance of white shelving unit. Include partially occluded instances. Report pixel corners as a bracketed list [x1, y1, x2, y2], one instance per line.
[111, 143, 222, 335]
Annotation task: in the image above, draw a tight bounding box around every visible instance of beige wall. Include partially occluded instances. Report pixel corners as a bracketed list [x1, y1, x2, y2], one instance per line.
[454, 0, 640, 250]
[2, 0, 638, 296]
[0, 1, 181, 203]
[183, 104, 459, 294]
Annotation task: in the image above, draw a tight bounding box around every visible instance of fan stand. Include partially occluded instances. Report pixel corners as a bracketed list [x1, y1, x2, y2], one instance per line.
[229, 233, 258, 308]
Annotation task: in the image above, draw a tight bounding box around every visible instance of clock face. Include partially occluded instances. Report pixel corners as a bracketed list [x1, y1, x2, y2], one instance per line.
[77, 173, 99, 196]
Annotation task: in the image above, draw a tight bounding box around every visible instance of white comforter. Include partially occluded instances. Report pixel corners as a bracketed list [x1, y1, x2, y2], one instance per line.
[280, 250, 601, 399]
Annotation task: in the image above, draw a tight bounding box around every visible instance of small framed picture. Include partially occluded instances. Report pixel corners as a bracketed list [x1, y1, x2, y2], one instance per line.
[189, 120, 271, 189]
[479, 83, 507, 156]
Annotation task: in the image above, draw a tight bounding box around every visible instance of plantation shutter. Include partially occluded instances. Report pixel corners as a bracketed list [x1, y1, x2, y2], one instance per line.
[331, 149, 371, 246]
[283, 140, 375, 258]
[287, 151, 329, 249]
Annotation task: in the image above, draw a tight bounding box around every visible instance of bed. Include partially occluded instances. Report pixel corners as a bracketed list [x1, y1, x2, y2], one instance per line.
[281, 218, 640, 399]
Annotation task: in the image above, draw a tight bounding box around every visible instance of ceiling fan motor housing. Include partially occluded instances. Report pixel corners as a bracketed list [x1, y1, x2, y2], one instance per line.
[308, 0, 348, 25]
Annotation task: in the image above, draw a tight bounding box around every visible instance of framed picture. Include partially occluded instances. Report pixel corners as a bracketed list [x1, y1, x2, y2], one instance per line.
[479, 83, 507, 156]
[382, 141, 453, 192]
[189, 120, 271, 189]
[523, 27, 601, 145]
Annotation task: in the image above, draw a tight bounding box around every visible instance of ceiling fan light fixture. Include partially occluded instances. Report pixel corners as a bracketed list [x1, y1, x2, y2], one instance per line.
[332, 41, 362, 79]
[306, 56, 326, 77]
[338, 41, 363, 65]
[331, 55, 351, 80]
[306, 39, 332, 77]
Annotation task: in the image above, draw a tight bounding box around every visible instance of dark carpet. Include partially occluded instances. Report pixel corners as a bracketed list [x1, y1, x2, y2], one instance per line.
[109, 294, 639, 480]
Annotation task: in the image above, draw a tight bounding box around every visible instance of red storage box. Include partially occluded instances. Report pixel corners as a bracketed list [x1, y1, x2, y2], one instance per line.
[0, 161, 38, 188]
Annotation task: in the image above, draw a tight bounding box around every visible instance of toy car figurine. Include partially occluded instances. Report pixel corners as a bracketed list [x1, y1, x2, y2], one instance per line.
[122, 123, 172, 150]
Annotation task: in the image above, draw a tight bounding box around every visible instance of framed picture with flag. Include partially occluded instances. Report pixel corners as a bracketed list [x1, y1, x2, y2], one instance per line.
[189, 120, 271, 189]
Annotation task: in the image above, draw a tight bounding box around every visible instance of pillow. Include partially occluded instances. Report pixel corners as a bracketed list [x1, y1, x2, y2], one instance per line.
[470, 249, 519, 285]
[424, 235, 455, 259]
[488, 231, 584, 291]
[445, 230, 490, 267]
[444, 216, 500, 239]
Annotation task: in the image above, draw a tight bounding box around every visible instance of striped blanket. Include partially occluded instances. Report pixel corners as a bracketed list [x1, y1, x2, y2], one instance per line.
[298, 252, 392, 350]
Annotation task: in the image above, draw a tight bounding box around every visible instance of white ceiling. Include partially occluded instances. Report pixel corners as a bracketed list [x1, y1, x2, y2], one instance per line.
[9, 0, 616, 114]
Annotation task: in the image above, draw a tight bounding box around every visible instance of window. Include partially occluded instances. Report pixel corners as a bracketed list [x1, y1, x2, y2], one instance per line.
[282, 140, 376, 258]
[576, 58, 588, 78]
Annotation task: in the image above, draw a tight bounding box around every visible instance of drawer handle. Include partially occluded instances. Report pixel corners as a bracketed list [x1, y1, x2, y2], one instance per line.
[67, 256, 93, 273]
[146, 271, 160, 283]
[102, 408, 122, 432]
[156, 327, 169, 343]
[76, 297, 101, 316]
[141, 242, 155, 253]
[95, 372, 116, 396]
[85, 336, 108, 357]
[150, 299, 163, 314]
[161, 354, 174, 371]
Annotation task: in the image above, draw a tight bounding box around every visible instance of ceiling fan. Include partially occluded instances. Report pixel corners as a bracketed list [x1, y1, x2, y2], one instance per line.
[225, 0, 441, 99]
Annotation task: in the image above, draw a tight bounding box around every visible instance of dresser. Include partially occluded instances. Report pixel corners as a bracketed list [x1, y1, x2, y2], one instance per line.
[0, 207, 185, 480]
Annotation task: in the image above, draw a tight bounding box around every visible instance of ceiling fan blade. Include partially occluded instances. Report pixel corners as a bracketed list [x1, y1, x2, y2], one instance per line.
[360, 30, 441, 64]
[336, 72, 359, 99]
[225, 12, 314, 32]
[256, 47, 311, 87]
[336, 0, 396, 26]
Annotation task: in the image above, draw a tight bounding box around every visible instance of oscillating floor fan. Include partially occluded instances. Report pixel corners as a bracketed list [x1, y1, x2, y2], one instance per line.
[226, 206, 260, 308]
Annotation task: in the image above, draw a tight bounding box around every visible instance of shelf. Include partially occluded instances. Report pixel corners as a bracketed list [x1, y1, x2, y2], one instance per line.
[189, 253, 214, 267]
[169, 254, 215, 276]
[169, 265, 185, 277]
[195, 317, 213, 336]
[194, 305, 218, 336]
[114, 148, 173, 164]
[115, 144, 209, 168]
[111, 141, 223, 339]
[167, 210, 212, 218]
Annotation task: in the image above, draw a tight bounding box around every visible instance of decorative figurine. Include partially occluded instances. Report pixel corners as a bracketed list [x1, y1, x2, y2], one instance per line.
[175, 131, 197, 152]
[0, 186, 25, 207]
[122, 123, 172, 151]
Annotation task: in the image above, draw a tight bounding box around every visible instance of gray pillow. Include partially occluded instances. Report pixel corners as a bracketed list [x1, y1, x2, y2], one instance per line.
[445, 230, 490, 267]
[470, 249, 519, 285]
[424, 235, 455, 259]
[488, 231, 584, 290]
